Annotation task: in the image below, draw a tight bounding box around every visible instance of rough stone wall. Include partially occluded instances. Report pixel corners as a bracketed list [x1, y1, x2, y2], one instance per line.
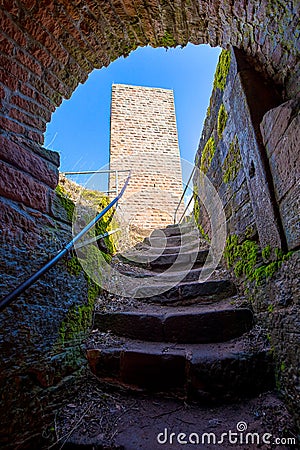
[194, 47, 300, 431]
[261, 100, 300, 251]
[0, 185, 94, 448]
[194, 47, 282, 246]
[109, 84, 184, 230]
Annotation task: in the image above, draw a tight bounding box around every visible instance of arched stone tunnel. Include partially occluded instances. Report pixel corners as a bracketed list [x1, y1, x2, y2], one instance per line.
[0, 1, 298, 222]
[0, 1, 299, 448]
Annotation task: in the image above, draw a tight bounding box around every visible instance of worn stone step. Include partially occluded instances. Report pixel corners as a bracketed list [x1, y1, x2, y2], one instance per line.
[87, 340, 274, 401]
[118, 248, 211, 270]
[116, 265, 222, 284]
[143, 229, 203, 248]
[94, 306, 253, 343]
[134, 238, 202, 255]
[151, 223, 196, 238]
[134, 279, 237, 305]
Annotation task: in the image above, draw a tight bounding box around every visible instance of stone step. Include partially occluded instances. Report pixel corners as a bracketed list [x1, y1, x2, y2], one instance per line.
[94, 306, 253, 343]
[143, 229, 203, 248]
[87, 340, 274, 401]
[151, 223, 196, 238]
[116, 265, 222, 284]
[134, 279, 237, 305]
[134, 238, 202, 255]
[118, 249, 211, 270]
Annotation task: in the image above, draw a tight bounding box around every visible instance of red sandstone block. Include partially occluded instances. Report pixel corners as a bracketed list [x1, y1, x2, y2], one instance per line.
[25, 129, 44, 145]
[0, 55, 29, 83]
[21, 16, 48, 45]
[35, 92, 56, 112]
[0, 116, 25, 135]
[19, 83, 35, 99]
[16, 49, 43, 77]
[0, 160, 50, 213]
[20, 0, 36, 11]
[9, 107, 45, 131]
[0, 197, 36, 233]
[28, 74, 62, 107]
[44, 70, 72, 98]
[30, 45, 53, 69]
[11, 95, 52, 123]
[0, 86, 5, 100]
[0, 69, 18, 91]
[1, 0, 19, 16]
[0, 13, 27, 47]
[44, 36, 69, 65]
[0, 35, 15, 56]
[0, 135, 58, 188]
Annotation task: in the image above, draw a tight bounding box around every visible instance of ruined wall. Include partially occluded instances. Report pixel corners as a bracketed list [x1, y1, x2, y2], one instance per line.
[109, 84, 184, 230]
[194, 47, 300, 430]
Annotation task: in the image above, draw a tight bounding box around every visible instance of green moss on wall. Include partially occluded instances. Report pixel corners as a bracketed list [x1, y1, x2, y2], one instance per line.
[217, 103, 228, 139]
[224, 234, 294, 284]
[213, 49, 231, 91]
[222, 135, 242, 183]
[95, 196, 117, 255]
[200, 136, 216, 174]
[66, 256, 82, 276]
[160, 30, 176, 47]
[53, 181, 118, 366]
[55, 185, 75, 221]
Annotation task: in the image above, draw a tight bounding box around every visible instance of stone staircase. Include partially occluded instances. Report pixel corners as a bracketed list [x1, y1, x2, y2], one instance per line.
[87, 222, 275, 403]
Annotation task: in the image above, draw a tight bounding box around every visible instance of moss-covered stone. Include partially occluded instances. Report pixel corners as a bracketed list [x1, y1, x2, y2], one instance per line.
[53, 182, 117, 363]
[222, 135, 242, 183]
[224, 234, 294, 285]
[55, 185, 75, 222]
[160, 30, 176, 47]
[66, 255, 82, 276]
[200, 136, 216, 174]
[217, 103, 228, 139]
[213, 49, 231, 91]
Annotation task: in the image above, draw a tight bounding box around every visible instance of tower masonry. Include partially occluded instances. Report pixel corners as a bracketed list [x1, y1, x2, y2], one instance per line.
[109, 83, 184, 231]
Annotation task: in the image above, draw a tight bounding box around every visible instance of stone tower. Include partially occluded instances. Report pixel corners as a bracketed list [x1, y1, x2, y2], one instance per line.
[109, 83, 184, 231]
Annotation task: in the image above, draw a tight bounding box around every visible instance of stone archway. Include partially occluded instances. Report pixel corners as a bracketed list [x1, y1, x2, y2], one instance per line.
[0, 2, 299, 448]
[0, 0, 298, 227]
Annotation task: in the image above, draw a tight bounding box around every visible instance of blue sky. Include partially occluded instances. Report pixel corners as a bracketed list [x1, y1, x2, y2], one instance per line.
[45, 44, 220, 174]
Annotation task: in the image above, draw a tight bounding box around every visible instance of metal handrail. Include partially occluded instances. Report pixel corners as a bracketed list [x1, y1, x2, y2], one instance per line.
[174, 166, 195, 224]
[62, 169, 131, 197]
[0, 172, 131, 312]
